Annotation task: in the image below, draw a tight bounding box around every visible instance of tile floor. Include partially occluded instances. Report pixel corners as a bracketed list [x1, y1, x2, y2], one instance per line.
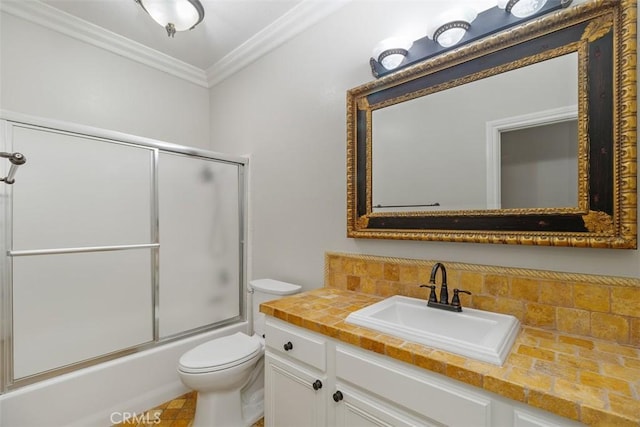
[112, 391, 264, 427]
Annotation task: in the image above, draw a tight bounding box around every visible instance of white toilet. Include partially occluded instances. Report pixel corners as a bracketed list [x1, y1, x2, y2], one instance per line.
[178, 278, 301, 427]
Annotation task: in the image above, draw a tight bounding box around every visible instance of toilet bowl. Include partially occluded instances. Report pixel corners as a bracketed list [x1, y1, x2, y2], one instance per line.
[178, 279, 301, 427]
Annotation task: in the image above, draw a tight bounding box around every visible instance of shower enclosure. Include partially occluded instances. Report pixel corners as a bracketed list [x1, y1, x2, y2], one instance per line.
[0, 113, 248, 392]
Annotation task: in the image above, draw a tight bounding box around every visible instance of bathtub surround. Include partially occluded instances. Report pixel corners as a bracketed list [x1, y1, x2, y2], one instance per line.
[325, 252, 640, 346]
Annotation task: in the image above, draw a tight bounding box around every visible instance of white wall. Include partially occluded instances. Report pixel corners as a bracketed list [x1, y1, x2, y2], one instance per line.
[209, 0, 640, 290]
[0, 12, 210, 148]
[0, 10, 217, 425]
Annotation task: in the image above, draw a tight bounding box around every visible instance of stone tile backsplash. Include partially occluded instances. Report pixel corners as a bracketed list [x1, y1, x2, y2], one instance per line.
[324, 252, 640, 346]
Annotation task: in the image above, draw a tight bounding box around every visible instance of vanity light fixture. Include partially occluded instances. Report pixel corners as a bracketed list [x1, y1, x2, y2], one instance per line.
[135, 0, 205, 37]
[369, 0, 571, 78]
[497, 0, 548, 18]
[426, 7, 478, 48]
[371, 37, 414, 70]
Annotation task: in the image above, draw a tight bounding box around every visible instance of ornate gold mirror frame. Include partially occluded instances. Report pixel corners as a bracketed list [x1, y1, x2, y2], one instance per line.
[347, 0, 637, 248]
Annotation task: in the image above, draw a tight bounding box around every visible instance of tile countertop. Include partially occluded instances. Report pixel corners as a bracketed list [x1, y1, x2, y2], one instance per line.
[260, 288, 640, 427]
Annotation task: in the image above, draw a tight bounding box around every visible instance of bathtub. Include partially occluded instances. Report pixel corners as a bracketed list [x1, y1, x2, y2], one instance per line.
[0, 322, 247, 427]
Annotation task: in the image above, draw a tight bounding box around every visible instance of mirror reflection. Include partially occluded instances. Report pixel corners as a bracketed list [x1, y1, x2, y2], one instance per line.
[500, 119, 578, 209]
[372, 52, 578, 213]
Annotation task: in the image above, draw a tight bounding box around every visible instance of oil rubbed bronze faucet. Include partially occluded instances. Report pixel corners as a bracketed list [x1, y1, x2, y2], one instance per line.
[420, 262, 471, 312]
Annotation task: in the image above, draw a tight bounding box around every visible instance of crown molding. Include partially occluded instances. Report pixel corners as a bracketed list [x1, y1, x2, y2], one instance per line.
[0, 0, 209, 87]
[1, 0, 350, 89]
[206, 0, 351, 87]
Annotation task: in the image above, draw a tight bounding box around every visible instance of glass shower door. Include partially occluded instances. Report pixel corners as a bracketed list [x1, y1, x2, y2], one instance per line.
[157, 153, 242, 338]
[1, 118, 247, 390]
[7, 124, 155, 380]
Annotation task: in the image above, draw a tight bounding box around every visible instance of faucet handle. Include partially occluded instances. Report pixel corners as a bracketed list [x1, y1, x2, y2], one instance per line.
[451, 289, 472, 308]
[419, 284, 438, 303]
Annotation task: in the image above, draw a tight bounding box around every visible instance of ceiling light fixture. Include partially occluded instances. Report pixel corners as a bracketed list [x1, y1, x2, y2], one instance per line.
[426, 7, 478, 48]
[135, 0, 205, 37]
[498, 0, 549, 18]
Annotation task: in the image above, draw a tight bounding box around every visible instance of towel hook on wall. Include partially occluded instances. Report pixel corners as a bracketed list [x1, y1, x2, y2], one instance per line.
[0, 152, 27, 184]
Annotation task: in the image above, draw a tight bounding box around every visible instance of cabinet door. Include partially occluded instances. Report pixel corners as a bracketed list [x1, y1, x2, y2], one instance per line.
[265, 352, 326, 427]
[333, 384, 440, 427]
[513, 408, 581, 427]
[336, 345, 492, 426]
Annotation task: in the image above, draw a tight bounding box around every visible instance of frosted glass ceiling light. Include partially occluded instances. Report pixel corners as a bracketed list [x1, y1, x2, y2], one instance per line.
[427, 7, 478, 48]
[497, 0, 549, 18]
[135, 0, 205, 37]
[372, 38, 413, 70]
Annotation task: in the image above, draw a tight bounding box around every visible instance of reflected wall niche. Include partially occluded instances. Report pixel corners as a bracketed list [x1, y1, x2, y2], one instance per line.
[346, 0, 637, 248]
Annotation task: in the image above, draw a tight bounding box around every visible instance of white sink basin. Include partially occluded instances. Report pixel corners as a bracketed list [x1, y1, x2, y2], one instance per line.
[345, 295, 520, 366]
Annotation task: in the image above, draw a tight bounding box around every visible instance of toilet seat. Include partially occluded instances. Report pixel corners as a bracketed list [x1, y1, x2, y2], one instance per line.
[178, 332, 262, 374]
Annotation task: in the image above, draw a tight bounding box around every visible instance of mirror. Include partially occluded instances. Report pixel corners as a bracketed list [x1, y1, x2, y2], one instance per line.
[346, 0, 637, 248]
[372, 53, 578, 212]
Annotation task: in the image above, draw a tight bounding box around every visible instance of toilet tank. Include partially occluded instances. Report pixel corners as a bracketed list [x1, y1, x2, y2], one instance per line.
[250, 279, 301, 338]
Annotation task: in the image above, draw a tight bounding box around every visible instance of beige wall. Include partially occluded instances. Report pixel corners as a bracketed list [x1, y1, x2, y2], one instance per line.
[209, 0, 640, 290]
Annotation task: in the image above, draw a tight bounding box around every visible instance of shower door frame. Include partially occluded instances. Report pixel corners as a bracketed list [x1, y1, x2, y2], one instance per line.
[0, 110, 249, 392]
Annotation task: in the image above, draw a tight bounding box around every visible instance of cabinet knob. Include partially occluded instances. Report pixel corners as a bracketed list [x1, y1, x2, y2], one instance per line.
[283, 341, 293, 351]
[312, 380, 323, 390]
[333, 391, 344, 402]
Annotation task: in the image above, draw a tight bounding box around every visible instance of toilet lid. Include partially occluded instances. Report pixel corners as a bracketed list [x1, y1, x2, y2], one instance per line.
[178, 332, 262, 374]
[250, 278, 302, 295]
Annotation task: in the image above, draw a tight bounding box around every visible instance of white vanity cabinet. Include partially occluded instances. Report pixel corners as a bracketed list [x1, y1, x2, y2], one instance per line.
[264, 317, 583, 427]
[264, 319, 328, 427]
